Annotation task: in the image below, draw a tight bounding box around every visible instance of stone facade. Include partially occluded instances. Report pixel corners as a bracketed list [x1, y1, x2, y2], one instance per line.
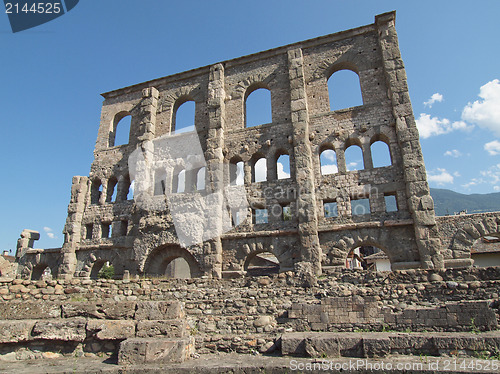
[13, 11, 500, 281]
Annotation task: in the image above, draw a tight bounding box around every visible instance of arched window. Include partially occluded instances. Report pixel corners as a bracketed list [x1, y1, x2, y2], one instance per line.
[371, 140, 392, 168]
[344, 144, 364, 171]
[276, 153, 290, 180]
[229, 158, 244, 186]
[110, 112, 132, 147]
[116, 175, 132, 201]
[320, 148, 338, 175]
[252, 156, 267, 183]
[245, 87, 272, 128]
[173, 169, 186, 193]
[245, 251, 280, 276]
[91, 179, 102, 205]
[328, 69, 363, 111]
[106, 177, 118, 203]
[196, 167, 206, 191]
[173, 99, 195, 133]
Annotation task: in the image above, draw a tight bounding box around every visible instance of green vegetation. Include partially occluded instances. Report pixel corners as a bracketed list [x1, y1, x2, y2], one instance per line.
[98, 264, 115, 279]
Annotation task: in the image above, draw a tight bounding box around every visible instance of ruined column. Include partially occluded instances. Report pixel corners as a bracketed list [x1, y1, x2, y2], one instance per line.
[136, 87, 159, 143]
[59, 176, 89, 279]
[202, 63, 226, 278]
[375, 12, 445, 269]
[287, 48, 322, 277]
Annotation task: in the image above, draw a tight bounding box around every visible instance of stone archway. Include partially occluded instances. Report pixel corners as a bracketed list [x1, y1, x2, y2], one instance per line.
[30, 263, 52, 280]
[450, 215, 500, 261]
[244, 251, 280, 276]
[144, 245, 202, 278]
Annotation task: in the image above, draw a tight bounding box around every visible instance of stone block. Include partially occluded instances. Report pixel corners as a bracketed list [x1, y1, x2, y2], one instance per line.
[0, 320, 35, 343]
[0, 301, 61, 320]
[135, 301, 184, 320]
[118, 337, 195, 364]
[32, 318, 86, 342]
[136, 320, 188, 338]
[362, 336, 390, 357]
[87, 319, 136, 340]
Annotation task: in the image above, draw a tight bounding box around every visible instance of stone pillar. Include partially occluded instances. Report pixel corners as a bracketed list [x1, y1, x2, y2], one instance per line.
[15, 229, 40, 259]
[375, 12, 444, 269]
[137, 87, 159, 143]
[287, 48, 322, 276]
[202, 63, 227, 278]
[59, 176, 89, 279]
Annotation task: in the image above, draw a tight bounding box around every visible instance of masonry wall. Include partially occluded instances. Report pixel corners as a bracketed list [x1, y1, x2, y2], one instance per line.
[17, 11, 470, 281]
[0, 267, 499, 359]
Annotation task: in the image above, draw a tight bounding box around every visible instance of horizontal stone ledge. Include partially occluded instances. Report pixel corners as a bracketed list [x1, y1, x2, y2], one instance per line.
[221, 229, 298, 240]
[391, 261, 421, 270]
[318, 219, 413, 232]
[281, 331, 500, 358]
[444, 259, 474, 269]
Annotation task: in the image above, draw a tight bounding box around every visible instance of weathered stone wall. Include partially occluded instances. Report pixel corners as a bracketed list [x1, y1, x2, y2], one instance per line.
[1, 267, 498, 359]
[16, 11, 458, 281]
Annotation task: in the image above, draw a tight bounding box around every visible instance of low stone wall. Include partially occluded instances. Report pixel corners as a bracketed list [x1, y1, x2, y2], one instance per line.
[0, 267, 499, 359]
[289, 297, 497, 332]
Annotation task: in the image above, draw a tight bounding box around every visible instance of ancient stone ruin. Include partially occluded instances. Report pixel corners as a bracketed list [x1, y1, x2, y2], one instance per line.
[2, 11, 500, 369]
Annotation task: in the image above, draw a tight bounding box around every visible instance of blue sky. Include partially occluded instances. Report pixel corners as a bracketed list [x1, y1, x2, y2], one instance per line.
[1, 0, 499, 251]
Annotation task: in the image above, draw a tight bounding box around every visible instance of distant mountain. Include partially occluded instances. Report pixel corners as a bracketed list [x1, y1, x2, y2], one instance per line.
[429, 188, 500, 216]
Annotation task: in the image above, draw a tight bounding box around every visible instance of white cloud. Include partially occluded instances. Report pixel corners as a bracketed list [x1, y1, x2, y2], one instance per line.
[277, 162, 290, 179]
[43, 227, 57, 239]
[453, 171, 461, 177]
[424, 93, 443, 108]
[444, 149, 462, 158]
[462, 79, 500, 137]
[484, 140, 500, 156]
[321, 164, 338, 175]
[346, 161, 359, 171]
[427, 168, 454, 185]
[416, 113, 473, 138]
[462, 164, 500, 190]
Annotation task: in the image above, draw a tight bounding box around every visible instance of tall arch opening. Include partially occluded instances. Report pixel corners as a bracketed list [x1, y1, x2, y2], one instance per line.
[252, 155, 267, 183]
[371, 140, 392, 168]
[320, 147, 338, 175]
[328, 69, 363, 111]
[110, 112, 132, 147]
[344, 144, 364, 171]
[31, 264, 52, 280]
[173, 99, 195, 133]
[144, 245, 201, 278]
[346, 245, 391, 271]
[91, 179, 102, 205]
[229, 157, 244, 186]
[106, 177, 118, 202]
[244, 251, 280, 276]
[245, 86, 272, 128]
[196, 167, 206, 191]
[276, 153, 290, 180]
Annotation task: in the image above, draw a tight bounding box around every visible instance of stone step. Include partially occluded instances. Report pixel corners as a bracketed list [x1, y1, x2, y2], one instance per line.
[281, 331, 500, 358]
[118, 337, 195, 364]
[0, 318, 189, 343]
[0, 300, 185, 320]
